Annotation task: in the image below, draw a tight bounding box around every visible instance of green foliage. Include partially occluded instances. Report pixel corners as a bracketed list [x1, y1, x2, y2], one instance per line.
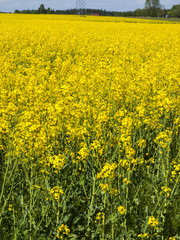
[170, 4, 180, 18]
[1, 119, 180, 239]
[38, 4, 47, 14]
[12, 4, 168, 18]
[145, 0, 162, 16]
[145, 0, 162, 9]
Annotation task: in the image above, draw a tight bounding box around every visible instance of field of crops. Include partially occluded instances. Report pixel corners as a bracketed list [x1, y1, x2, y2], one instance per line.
[0, 14, 180, 239]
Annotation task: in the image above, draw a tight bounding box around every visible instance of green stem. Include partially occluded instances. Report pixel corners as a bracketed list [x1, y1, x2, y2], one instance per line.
[102, 192, 107, 240]
[29, 161, 33, 240]
[111, 197, 114, 240]
[87, 171, 96, 228]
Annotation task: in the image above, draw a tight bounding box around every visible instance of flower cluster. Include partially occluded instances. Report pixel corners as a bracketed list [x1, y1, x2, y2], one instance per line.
[117, 206, 126, 215]
[95, 212, 105, 223]
[49, 186, 64, 202]
[161, 186, 171, 197]
[97, 163, 117, 179]
[56, 224, 70, 239]
[148, 216, 159, 227]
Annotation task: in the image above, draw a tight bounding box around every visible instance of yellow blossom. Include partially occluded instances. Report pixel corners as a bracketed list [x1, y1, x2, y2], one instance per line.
[117, 206, 126, 215]
[8, 204, 13, 212]
[148, 216, 159, 227]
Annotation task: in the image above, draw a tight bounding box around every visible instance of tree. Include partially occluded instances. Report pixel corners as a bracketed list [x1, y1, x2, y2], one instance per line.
[47, 8, 51, 14]
[170, 4, 180, 18]
[145, 0, 162, 9]
[145, 0, 162, 16]
[14, 9, 20, 13]
[38, 4, 46, 14]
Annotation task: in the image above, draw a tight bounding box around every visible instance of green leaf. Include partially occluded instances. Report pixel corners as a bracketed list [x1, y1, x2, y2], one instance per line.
[69, 234, 78, 239]
[14, 209, 28, 235]
[63, 215, 69, 223]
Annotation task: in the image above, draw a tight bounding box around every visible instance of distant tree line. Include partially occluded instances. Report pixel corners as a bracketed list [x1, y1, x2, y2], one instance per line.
[13, 3, 180, 18]
[168, 4, 180, 18]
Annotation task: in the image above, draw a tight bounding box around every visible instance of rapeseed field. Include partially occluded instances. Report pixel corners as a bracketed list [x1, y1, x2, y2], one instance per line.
[0, 14, 180, 239]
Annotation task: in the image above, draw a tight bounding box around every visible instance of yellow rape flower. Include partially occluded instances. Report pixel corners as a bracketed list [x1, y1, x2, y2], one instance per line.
[123, 178, 131, 184]
[161, 186, 171, 197]
[57, 224, 70, 238]
[33, 185, 40, 189]
[49, 186, 64, 202]
[117, 206, 126, 215]
[100, 183, 109, 192]
[138, 233, 149, 238]
[8, 204, 13, 212]
[95, 212, 104, 223]
[148, 216, 159, 227]
[137, 139, 146, 148]
[97, 162, 117, 179]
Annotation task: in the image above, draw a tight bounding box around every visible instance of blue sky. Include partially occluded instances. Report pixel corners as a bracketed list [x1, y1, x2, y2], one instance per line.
[0, 0, 179, 13]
